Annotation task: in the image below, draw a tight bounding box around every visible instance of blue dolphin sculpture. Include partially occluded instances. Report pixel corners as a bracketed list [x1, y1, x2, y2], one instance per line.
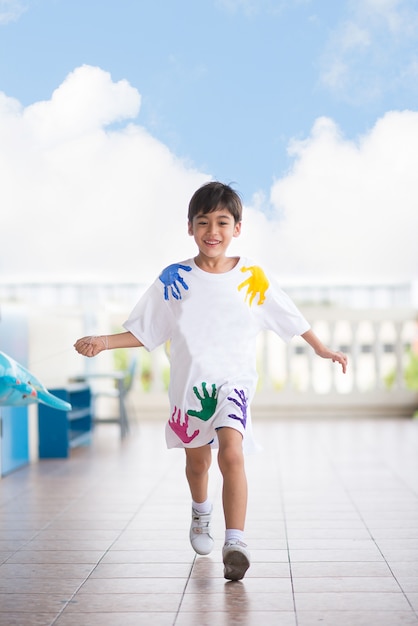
[0, 351, 72, 411]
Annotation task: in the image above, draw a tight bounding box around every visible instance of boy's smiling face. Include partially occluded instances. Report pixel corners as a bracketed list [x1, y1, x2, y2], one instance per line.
[188, 208, 241, 263]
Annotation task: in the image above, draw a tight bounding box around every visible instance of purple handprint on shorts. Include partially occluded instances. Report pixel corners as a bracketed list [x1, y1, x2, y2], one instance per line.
[227, 389, 248, 428]
[169, 407, 199, 444]
[159, 263, 192, 301]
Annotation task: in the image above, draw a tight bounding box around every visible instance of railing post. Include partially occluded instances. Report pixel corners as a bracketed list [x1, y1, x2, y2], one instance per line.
[259, 331, 273, 392]
[329, 320, 337, 392]
[285, 342, 292, 390]
[351, 321, 360, 392]
[394, 320, 404, 390]
[373, 320, 383, 390]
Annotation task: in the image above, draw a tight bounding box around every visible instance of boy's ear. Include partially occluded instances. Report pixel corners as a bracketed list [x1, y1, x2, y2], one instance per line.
[188, 220, 193, 236]
[233, 221, 242, 237]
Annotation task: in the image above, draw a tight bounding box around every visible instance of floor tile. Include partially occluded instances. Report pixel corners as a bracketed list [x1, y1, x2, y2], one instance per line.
[292, 576, 402, 592]
[0, 553, 12, 564]
[6, 550, 104, 564]
[294, 591, 412, 611]
[0, 593, 70, 612]
[65, 592, 183, 612]
[89, 562, 193, 578]
[55, 612, 177, 626]
[0, 416, 417, 626]
[0, 563, 95, 579]
[175, 611, 297, 626]
[397, 578, 418, 592]
[390, 563, 418, 578]
[0, 578, 81, 594]
[78, 577, 187, 594]
[296, 611, 418, 626]
[180, 591, 294, 612]
[287, 539, 377, 550]
[100, 549, 194, 564]
[290, 560, 393, 577]
[185, 577, 292, 593]
[289, 548, 384, 562]
[23, 540, 115, 551]
[0, 614, 57, 626]
[382, 550, 418, 563]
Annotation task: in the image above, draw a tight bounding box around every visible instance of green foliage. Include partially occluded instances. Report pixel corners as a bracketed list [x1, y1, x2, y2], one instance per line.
[112, 348, 133, 389]
[385, 349, 418, 391]
[404, 349, 418, 390]
[113, 348, 128, 372]
[112, 345, 170, 393]
[384, 369, 396, 389]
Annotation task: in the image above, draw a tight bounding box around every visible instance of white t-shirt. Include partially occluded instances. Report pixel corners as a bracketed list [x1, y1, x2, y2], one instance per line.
[124, 257, 310, 451]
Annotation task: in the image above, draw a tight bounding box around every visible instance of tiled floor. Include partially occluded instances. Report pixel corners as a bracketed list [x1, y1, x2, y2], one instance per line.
[1, 415, 418, 626]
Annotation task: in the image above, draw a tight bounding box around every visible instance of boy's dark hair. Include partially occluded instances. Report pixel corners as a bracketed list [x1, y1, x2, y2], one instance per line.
[188, 182, 242, 224]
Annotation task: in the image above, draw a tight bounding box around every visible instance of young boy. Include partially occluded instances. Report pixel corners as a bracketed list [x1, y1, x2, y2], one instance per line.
[74, 181, 347, 581]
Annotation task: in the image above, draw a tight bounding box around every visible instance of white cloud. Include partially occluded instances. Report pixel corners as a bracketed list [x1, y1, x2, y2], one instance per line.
[1, 65, 417, 286]
[23, 65, 141, 144]
[264, 112, 418, 281]
[357, 0, 418, 35]
[0, 65, 208, 283]
[339, 21, 371, 50]
[320, 0, 418, 102]
[0, 0, 26, 24]
[319, 59, 350, 93]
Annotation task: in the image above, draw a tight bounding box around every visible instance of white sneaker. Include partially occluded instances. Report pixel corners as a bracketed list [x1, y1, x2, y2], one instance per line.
[222, 540, 250, 580]
[189, 507, 214, 555]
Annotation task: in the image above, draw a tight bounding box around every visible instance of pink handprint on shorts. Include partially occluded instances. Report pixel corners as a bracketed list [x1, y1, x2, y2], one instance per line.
[169, 407, 200, 444]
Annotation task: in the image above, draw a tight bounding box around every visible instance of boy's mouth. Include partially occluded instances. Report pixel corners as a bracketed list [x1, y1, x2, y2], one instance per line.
[204, 239, 220, 246]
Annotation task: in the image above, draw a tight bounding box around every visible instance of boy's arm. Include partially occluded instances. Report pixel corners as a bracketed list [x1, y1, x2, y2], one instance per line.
[301, 329, 347, 373]
[74, 331, 143, 358]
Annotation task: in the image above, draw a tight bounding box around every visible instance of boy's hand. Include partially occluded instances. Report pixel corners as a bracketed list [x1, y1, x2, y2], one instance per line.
[316, 347, 348, 374]
[74, 336, 107, 358]
[331, 350, 348, 373]
[301, 330, 348, 374]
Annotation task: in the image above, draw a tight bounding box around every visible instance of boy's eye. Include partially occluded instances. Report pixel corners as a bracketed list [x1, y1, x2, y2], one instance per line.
[195, 218, 230, 226]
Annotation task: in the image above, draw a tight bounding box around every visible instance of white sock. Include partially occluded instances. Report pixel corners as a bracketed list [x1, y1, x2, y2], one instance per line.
[192, 498, 212, 514]
[225, 529, 245, 544]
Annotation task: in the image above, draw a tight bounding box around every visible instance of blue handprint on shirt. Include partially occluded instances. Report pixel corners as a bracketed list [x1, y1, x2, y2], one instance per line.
[159, 263, 192, 301]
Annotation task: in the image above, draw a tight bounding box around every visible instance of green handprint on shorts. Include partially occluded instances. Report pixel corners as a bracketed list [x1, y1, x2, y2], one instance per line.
[187, 382, 218, 421]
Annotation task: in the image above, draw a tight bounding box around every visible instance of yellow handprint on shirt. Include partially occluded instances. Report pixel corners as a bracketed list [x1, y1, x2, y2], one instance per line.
[238, 265, 269, 306]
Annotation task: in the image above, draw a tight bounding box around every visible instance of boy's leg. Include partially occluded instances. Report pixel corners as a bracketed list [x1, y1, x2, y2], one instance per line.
[217, 427, 247, 529]
[185, 445, 214, 555]
[217, 427, 250, 581]
[185, 444, 212, 504]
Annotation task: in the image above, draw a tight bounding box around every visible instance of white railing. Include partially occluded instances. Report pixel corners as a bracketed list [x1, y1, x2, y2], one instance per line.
[253, 306, 417, 417]
[1, 282, 417, 419]
[133, 306, 418, 419]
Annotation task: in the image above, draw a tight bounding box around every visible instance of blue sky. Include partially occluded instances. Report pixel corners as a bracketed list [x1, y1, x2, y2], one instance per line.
[1, 0, 418, 282]
[2, 0, 416, 201]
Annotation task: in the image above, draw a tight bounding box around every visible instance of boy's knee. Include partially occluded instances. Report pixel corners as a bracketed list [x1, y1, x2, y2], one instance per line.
[186, 451, 211, 476]
[218, 443, 244, 474]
